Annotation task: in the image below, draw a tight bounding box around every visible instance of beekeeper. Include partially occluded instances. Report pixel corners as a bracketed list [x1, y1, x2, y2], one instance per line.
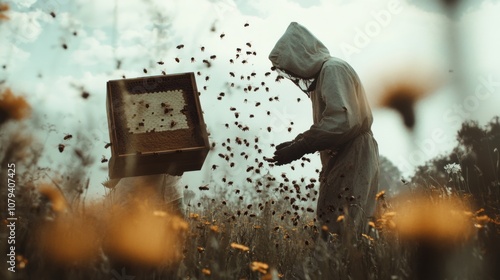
[105, 173, 184, 216]
[268, 22, 379, 236]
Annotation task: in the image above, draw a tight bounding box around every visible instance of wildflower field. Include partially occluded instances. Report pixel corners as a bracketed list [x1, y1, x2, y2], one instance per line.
[1, 94, 500, 279]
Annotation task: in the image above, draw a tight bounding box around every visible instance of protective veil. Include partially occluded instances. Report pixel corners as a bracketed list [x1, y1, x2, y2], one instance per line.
[269, 22, 379, 234]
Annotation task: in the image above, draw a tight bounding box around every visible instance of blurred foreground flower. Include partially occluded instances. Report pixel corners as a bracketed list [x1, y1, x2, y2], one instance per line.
[38, 183, 68, 213]
[377, 64, 443, 130]
[0, 88, 31, 125]
[103, 198, 188, 267]
[380, 195, 475, 280]
[0, 3, 9, 20]
[391, 196, 473, 243]
[38, 213, 100, 265]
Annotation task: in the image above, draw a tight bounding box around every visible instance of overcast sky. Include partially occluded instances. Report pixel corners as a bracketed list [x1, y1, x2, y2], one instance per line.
[2, 0, 500, 198]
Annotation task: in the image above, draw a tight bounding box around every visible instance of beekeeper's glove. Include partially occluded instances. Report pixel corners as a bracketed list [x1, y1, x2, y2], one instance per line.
[275, 140, 294, 150]
[273, 140, 309, 165]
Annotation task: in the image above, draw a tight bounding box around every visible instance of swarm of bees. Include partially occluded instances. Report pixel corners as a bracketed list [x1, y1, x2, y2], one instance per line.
[45, 19, 320, 228]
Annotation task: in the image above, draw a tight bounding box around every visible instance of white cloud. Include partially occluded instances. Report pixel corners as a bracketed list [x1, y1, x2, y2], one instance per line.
[1, 10, 48, 43]
[12, 0, 38, 9]
[72, 36, 114, 66]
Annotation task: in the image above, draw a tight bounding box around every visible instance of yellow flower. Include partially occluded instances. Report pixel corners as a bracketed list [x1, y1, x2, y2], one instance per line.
[250, 261, 269, 274]
[231, 242, 250, 252]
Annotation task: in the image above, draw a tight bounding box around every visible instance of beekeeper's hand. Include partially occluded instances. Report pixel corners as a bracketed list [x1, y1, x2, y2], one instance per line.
[272, 140, 308, 165]
[275, 140, 294, 150]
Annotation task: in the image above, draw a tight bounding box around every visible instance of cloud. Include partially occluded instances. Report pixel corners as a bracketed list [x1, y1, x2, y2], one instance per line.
[12, 0, 38, 9]
[1, 9, 48, 43]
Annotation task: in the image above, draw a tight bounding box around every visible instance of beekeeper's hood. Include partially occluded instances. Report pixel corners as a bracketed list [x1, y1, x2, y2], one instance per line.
[269, 22, 331, 95]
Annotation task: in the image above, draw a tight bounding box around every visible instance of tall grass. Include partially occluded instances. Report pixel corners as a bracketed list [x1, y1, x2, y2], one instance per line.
[1, 93, 499, 279]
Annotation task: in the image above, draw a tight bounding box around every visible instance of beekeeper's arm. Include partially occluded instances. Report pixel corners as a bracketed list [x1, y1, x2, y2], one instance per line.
[273, 63, 361, 165]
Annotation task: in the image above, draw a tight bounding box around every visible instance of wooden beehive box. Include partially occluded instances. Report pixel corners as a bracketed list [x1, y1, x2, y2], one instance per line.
[106, 72, 209, 179]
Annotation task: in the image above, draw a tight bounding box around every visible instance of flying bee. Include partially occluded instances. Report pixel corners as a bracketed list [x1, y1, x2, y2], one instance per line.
[244, 22, 249, 27]
[249, 114, 254, 118]
[236, 48, 241, 53]
[191, 57, 196, 63]
[255, 102, 261, 107]
[230, 107, 236, 111]
[251, 72, 256, 77]
[175, 57, 180, 63]
[229, 72, 235, 77]
[176, 44, 184, 49]
[210, 55, 216, 59]
[101, 156, 108, 163]
[265, 72, 271, 77]
[225, 123, 229, 128]
[157, 61, 164, 65]
[205, 75, 210, 81]
[242, 60, 247, 64]
[58, 144, 65, 153]
[246, 178, 253, 183]
[229, 59, 234, 64]
[246, 166, 254, 172]
[246, 42, 252, 47]
[61, 43, 68, 50]
[220, 33, 225, 39]
[63, 134, 73, 140]
[50, 11, 56, 18]
[170, 121, 177, 128]
[104, 142, 112, 149]
[234, 112, 239, 118]
[211, 165, 218, 170]
[199, 185, 209, 191]
[230, 162, 235, 168]
[267, 126, 272, 132]
[201, 46, 205, 51]
[197, 71, 201, 76]
[246, 51, 252, 55]
[161, 71, 166, 75]
[288, 127, 292, 132]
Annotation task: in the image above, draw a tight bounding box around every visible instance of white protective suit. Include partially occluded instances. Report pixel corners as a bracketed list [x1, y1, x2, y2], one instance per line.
[269, 22, 379, 234]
